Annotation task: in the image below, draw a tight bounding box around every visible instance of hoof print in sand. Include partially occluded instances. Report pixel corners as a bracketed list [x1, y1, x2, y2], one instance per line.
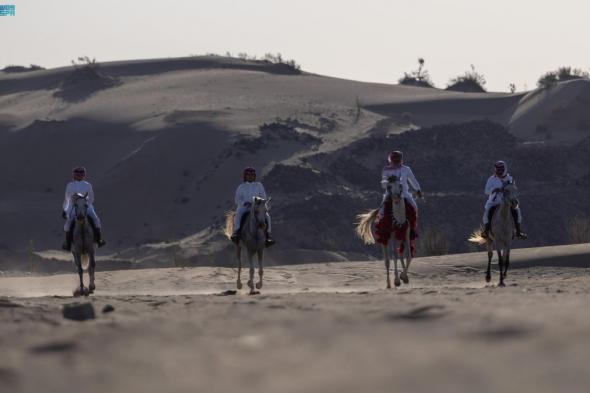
[63, 302, 96, 321]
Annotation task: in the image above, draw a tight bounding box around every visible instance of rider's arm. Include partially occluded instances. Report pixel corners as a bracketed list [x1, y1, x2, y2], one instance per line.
[485, 177, 500, 195]
[62, 183, 72, 212]
[234, 185, 243, 207]
[87, 184, 95, 205]
[405, 167, 421, 192]
[258, 183, 267, 200]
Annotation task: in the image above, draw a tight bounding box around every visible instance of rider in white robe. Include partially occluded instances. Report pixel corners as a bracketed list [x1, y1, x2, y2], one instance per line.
[62, 167, 106, 250]
[231, 167, 274, 247]
[481, 160, 527, 239]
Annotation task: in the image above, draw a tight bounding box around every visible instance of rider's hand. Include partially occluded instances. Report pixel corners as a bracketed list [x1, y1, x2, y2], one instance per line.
[492, 188, 501, 193]
[62, 211, 67, 220]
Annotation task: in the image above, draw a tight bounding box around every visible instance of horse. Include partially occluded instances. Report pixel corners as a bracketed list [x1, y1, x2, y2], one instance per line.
[225, 197, 270, 295]
[70, 193, 96, 296]
[469, 181, 519, 287]
[356, 176, 412, 289]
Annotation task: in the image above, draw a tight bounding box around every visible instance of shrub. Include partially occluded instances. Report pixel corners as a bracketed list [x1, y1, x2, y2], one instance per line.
[398, 58, 434, 88]
[417, 228, 449, 256]
[446, 64, 486, 92]
[566, 216, 590, 244]
[3, 64, 44, 73]
[538, 67, 589, 88]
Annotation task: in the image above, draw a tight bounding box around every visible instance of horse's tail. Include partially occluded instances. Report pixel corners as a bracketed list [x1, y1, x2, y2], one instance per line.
[468, 229, 488, 245]
[224, 211, 236, 239]
[81, 254, 90, 270]
[355, 208, 379, 245]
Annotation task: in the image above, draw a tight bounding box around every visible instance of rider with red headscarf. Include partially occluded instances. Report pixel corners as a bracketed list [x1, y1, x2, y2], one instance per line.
[231, 167, 274, 246]
[481, 160, 527, 239]
[381, 151, 423, 210]
[62, 166, 106, 250]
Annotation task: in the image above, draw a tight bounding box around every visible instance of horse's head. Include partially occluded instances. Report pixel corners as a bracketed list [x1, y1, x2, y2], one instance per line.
[502, 181, 519, 207]
[251, 196, 268, 230]
[382, 175, 403, 202]
[72, 192, 89, 221]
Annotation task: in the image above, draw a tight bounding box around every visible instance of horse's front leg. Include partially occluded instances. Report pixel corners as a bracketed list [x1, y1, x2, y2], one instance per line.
[503, 248, 510, 278]
[497, 248, 505, 287]
[400, 230, 411, 284]
[247, 251, 256, 295]
[392, 240, 401, 287]
[383, 245, 391, 289]
[88, 253, 96, 293]
[255, 249, 264, 290]
[73, 253, 85, 293]
[236, 246, 243, 290]
[486, 243, 493, 283]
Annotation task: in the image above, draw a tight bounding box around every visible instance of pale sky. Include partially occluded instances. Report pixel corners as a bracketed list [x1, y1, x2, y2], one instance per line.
[2, 0, 589, 92]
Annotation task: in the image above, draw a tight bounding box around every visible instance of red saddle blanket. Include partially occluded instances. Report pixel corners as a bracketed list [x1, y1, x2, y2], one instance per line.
[374, 198, 417, 255]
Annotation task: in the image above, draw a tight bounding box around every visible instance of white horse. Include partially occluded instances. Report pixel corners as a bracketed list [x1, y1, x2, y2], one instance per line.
[70, 193, 96, 296]
[356, 176, 412, 289]
[225, 197, 270, 294]
[469, 182, 519, 287]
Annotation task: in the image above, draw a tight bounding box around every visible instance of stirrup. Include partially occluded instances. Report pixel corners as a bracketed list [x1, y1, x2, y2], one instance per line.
[97, 239, 106, 247]
[230, 234, 240, 244]
[516, 231, 528, 240]
[265, 237, 275, 247]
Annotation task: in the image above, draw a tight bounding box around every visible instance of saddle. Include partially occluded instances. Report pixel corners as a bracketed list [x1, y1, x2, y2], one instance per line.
[374, 197, 418, 247]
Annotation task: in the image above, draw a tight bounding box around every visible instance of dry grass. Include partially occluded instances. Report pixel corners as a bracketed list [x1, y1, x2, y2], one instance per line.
[417, 228, 449, 257]
[566, 216, 590, 244]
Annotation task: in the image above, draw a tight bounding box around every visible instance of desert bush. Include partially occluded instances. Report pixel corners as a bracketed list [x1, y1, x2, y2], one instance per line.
[398, 58, 434, 88]
[417, 228, 449, 256]
[538, 67, 589, 88]
[566, 216, 590, 244]
[446, 64, 486, 92]
[3, 64, 44, 73]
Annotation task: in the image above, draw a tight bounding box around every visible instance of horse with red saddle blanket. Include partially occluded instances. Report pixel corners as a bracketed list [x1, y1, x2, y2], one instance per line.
[356, 175, 420, 289]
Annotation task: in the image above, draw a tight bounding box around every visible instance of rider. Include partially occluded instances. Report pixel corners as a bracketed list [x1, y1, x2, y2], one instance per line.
[381, 150, 423, 209]
[481, 160, 527, 239]
[230, 166, 275, 247]
[62, 166, 106, 251]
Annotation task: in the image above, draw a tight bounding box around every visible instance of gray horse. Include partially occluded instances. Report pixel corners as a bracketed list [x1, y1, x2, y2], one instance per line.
[70, 193, 96, 296]
[469, 182, 519, 287]
[356, 176, 412, 289]
[225, 197, 270, 294]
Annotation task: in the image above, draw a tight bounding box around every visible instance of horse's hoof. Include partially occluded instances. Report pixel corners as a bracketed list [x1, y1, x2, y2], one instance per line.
[249, 290, 260, 295]
[485, 275, 491, 283]
[401, 274, 409, 284]
[247, 280, 254, 289]
[498, 282, 506, 288]
[255, 281, 262, 290]
[89, 283, 96, 293]
[83, 287, 90, 296]
[73, 288, 83, 297]
[394, 278, 401, 287]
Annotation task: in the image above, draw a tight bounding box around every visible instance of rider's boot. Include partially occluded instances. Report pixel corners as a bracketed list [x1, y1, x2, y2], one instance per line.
[265, 231, 275, 247]
[62, 231, 73, 251]
[94, 228, 107, 247]
[230, 230, 240, 244]
[481, 222, 491, 239]
[511, 208, 528, 239]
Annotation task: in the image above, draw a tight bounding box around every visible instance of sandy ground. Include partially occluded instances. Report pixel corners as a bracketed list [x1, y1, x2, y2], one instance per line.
[1, 244, 590, 393]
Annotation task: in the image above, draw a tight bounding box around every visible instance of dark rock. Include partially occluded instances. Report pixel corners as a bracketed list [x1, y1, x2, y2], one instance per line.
[102, 304, 115, 313]
[63, 302, 95, 321]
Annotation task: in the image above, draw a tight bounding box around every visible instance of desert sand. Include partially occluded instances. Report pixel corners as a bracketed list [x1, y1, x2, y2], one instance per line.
[2, 243, 590, 393]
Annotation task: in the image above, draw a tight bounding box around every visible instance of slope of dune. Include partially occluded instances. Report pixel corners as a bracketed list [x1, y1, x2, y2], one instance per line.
[1, 56, 589, 268]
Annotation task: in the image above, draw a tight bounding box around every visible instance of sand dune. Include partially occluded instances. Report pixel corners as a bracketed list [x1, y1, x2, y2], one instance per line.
[1, 56, 590, 266]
